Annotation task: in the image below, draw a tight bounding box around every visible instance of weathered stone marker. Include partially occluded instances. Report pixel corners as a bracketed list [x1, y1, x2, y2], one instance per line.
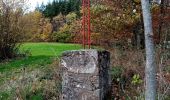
[60, 50, 110, 100]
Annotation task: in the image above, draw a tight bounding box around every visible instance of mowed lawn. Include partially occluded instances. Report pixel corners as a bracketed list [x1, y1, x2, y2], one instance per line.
[0, 43, 81, 72]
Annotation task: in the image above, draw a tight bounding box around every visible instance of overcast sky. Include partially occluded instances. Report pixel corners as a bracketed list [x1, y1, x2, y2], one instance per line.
[28, 0, 51, 11]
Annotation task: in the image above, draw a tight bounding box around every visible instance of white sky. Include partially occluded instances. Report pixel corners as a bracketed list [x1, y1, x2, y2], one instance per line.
[28, 0, 51, 11]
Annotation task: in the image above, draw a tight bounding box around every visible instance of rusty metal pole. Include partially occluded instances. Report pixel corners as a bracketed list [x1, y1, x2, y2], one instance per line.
[88, 0, 91, 49]
[82, 0, 85, 49]
[82, 0, 91, 49]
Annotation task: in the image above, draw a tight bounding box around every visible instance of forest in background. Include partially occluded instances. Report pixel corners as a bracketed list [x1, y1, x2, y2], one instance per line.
[29, 0, 170, 47]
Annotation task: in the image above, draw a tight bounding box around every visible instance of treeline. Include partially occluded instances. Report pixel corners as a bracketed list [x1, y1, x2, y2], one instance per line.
[36, 0, 81, 18]
[35, 0, 170, 47]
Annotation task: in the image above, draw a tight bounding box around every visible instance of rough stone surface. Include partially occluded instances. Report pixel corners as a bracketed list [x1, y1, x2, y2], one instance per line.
[60, 50, 110, 100]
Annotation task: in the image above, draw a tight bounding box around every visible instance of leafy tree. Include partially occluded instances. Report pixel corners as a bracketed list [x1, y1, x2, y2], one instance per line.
[22, 11, 54, 42]
[66, 12, 77, 24]
[0, 0, 26, 60]
[53, 24, 73, 43]
[30, 17, 53, 42]
[21, 11, 43, 41]
[91, 0, 140, 47]
[53, 12, 80, 43]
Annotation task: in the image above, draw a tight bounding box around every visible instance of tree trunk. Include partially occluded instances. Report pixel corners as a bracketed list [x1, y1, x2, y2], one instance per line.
[141, 0, 157, 100]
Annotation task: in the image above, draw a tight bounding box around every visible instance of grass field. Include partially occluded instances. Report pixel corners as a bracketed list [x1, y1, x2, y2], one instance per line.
[0, 42, 81, 99]
[0, 42, 81, 72]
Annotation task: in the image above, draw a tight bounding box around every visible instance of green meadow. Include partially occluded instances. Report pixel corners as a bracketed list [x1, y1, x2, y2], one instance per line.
[0, 43, 81, 99]
[0, 43, 81, 72]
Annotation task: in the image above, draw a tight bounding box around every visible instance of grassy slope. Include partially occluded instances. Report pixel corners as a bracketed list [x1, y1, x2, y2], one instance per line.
[0, 43, 81, 72]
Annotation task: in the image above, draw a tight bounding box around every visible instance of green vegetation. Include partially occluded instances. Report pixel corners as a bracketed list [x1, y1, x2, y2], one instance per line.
[0, 43, 81, 72]
[0, 0, 170, 99]
[0, 42, 81, 99]
[54, 30, 73, 43]
[20, 43, 80, 56]
[37, 0, 81, 18]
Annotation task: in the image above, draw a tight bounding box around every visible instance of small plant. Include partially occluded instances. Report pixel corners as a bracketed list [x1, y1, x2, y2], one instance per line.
[110, 66, 123, 80]
[131, 74, 143, 85]
[0, 91, 10, 100]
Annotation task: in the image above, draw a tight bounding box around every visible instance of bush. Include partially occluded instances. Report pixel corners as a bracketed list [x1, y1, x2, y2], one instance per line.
[0, 0, 25, 60]
[54, 31, 73, 43]
[53, 22, 74, 43]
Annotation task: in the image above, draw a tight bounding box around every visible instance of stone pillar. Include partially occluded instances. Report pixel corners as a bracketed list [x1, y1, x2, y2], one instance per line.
[60, 50, 110, 100]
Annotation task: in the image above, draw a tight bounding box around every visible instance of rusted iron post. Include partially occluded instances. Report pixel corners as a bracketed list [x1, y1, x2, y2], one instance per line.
[81, 0, 91, 49]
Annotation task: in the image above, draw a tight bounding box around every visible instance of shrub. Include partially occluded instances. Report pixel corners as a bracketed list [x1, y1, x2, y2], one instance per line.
[53, 23, 74, 43]
[54, 31, 73, 43]
[0, 0, 26, 60]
